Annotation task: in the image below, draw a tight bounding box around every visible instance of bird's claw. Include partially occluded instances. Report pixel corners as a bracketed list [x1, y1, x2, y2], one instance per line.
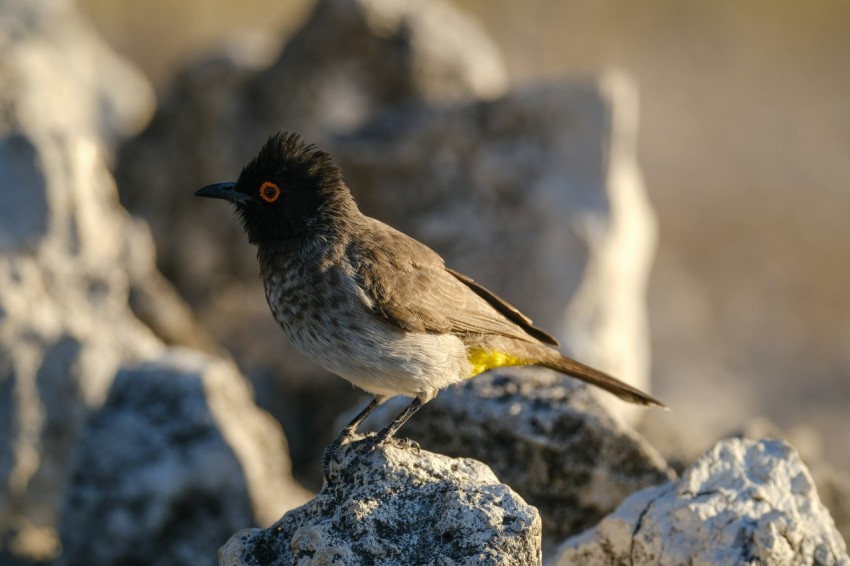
[363, 434, 420, 454]
[321, 427, 357, 483]
[395, 437, 421, 453]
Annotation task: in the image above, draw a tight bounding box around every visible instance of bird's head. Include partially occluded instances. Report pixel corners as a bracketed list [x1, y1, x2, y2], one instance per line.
[195, 132, 356, 246]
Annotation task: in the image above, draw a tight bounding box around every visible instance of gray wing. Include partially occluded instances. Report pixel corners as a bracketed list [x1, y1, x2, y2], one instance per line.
[445, 268, 558, 345]
[349, 219, 554, 344]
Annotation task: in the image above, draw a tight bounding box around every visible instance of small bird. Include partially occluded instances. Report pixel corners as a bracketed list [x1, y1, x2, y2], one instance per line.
[196, 132, 664, 472]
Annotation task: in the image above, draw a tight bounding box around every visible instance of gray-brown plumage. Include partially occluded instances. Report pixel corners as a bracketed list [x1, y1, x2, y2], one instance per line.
[195, 132, 664, 475]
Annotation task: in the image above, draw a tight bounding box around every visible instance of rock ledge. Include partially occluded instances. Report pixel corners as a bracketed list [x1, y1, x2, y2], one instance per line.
[220, 437, 542, 565]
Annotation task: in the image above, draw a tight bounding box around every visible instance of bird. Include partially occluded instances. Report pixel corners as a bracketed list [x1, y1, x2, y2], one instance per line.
[196, 132, 665, 474]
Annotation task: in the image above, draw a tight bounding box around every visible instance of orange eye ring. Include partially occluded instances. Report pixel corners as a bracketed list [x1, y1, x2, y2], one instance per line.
[259, 181, 281, 203]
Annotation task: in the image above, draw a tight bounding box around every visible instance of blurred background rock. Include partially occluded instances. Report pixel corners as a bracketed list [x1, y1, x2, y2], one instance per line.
[79, 0, 850, 469]
[0, 2, 307, 564]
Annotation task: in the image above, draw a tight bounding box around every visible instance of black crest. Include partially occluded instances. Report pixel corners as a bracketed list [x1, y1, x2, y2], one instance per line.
[232, 132, 357, 245]
[237, 132, 342, 195]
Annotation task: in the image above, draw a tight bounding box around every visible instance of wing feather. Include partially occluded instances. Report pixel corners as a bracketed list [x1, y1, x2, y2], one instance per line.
[350, 220, 551, 344]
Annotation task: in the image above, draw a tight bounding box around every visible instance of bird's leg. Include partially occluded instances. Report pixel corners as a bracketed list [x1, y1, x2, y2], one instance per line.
[342, 396, 384, 436]
[322, 396, 383, 481]
[371, 397, 423, 446]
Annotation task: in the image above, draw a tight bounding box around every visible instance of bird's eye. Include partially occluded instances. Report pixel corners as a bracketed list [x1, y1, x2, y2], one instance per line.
[259, 181, 281, 203]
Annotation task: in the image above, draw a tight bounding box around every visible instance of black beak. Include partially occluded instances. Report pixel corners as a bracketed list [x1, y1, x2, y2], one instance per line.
[195, 182, 252, 205]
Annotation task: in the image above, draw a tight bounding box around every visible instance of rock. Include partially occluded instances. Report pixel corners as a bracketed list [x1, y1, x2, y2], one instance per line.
[641, 413, 850, 546]
[123, 218, 219, 354]
[810, 465, 850, 555]
[553, 438, 850, 565]
[220, 438, 541, 566]
[59, 350, 310, 566]
[0, 0, 154, 146]
[246, 0, 508, 142]
[731, 417, 850, 549]
[0, 2, 305, 562]
[333, 73, 657, 422]
[0, 0, 158, 558]
[365, 369, 672, 547]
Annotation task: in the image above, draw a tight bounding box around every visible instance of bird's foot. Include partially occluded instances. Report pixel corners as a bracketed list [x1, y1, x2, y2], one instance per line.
[360, 432, 419, 454]
[394, 437, 421, 453]
[323, 396, 387, 483]
[358, 431, 386, 453]
[321, 427, 356, 483]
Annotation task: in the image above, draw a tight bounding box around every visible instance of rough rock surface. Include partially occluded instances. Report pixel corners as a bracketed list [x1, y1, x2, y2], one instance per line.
[732, 416, 850, 547]
[333, 74, 657, 422]
[811, 465, 850, 557]
[641, 413, 850, 546]
[0, 0, 158, 558]
[59, 350, 310, 566]
[362, 369, 672, 546]
[553, 438, 850, 565]
[220, 439, 541, 566]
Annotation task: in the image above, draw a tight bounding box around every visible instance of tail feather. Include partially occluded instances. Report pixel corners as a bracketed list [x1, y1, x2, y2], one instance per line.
[540, 353, 666, 408]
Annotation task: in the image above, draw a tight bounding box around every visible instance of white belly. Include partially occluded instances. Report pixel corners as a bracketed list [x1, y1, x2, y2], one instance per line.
[264, 271, 471, 402]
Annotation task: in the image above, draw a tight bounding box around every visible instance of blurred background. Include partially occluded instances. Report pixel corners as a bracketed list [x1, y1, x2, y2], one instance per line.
[79, 0, 850, 468]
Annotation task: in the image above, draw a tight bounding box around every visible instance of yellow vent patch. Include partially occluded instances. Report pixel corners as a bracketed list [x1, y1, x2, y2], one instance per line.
[467, 348, 527, 378]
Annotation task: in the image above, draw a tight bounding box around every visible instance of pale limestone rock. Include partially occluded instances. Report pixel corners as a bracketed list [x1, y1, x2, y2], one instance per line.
[0, 1, 306, 562]
[59, 351, 310, 566]
[220, 439, 541, 566]
[0, 0, 157, 556]
[553, 438, 849, 566]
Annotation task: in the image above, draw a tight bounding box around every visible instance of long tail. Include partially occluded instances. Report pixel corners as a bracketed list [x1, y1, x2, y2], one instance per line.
[539, 351, 666, 408]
